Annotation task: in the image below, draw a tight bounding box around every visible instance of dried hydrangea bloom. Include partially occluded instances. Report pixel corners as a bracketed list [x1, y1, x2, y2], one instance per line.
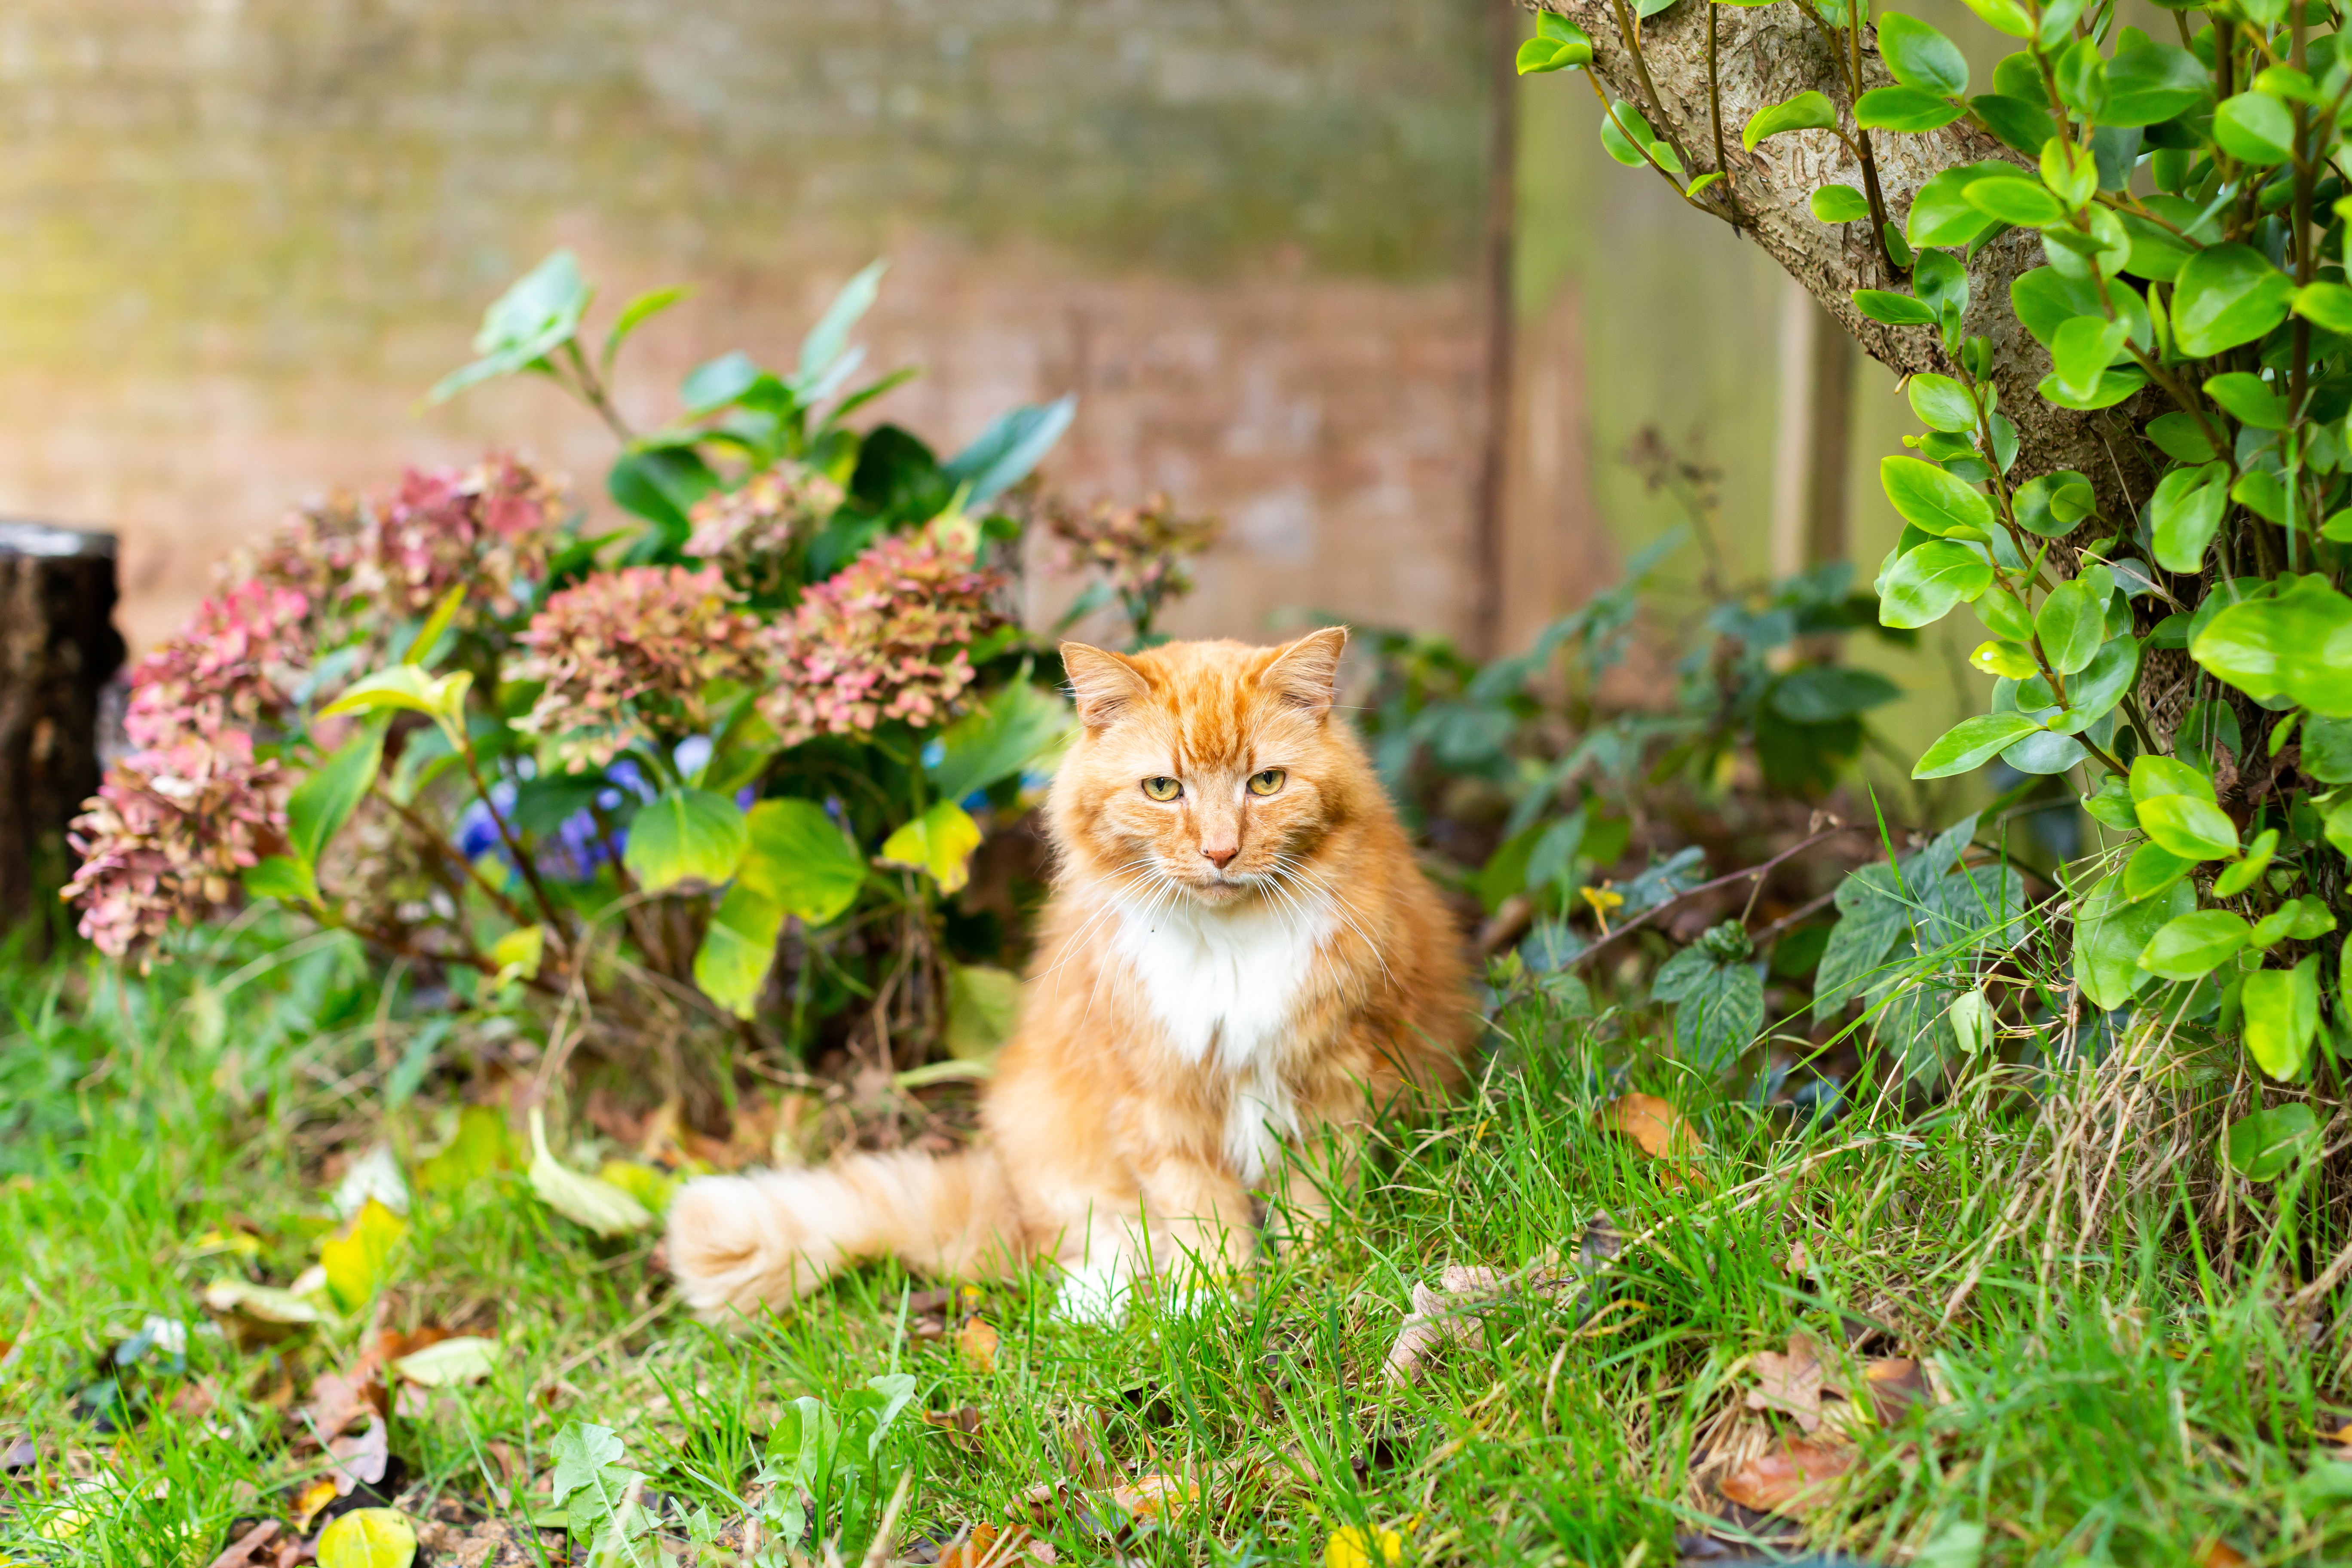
[683, 462, 845, 585]
[345, 453, 568, 619]
[761, 524, 1004, 746]
[1041, 491, 1219, 614]
[122, 579, 313, 750]
[509, 565, 765, 771]
[62, 729, 285, 959]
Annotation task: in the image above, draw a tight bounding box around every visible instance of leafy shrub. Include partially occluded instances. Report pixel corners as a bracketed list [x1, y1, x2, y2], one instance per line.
[62, 254, 1210, 1086]
[1522, 0, 2350, 1164]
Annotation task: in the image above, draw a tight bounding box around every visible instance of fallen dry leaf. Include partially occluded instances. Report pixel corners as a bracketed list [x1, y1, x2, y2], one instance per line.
[2196, 1539, 2251, 1568]
[1745, 1335, 1826, 1433]
[1717, 1437, 1856, 1515]
[328, 1417, 391, 1494]
[1603, 1093, 1703, 1160]
[923, 1406, 986, 1452]
[206, 1520, 281, 1568]
[959, 1317, 1001, 1375]
[935, 1521, 1032, 1568]
[1105, 1473, 1198, 1519]
[1862, 1357, 1931, 1427]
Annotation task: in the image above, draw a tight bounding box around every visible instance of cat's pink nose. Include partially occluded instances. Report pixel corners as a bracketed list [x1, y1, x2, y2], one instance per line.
[1202, 845, 1238, 869]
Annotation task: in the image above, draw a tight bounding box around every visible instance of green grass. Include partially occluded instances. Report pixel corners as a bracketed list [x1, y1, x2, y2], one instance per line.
[2, 934, 2349, 1567]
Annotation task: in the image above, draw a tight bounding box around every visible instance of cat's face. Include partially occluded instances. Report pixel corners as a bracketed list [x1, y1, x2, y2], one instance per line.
[1053, 629, 1357, 910]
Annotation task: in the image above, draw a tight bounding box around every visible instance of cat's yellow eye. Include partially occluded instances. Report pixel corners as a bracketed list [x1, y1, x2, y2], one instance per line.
[1248, 768, 1286, 796]
[1142, 776, 1182, 801]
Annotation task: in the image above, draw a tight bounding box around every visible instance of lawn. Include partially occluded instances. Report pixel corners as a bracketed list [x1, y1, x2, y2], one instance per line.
[2, 926, 2349, 1567]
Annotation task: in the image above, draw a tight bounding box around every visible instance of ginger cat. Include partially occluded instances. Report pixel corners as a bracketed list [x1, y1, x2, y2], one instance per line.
[666, 628, 1474, 1318]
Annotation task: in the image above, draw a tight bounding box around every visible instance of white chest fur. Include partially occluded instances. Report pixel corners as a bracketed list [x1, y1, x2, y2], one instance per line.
[1110, 890, 1334, 1181]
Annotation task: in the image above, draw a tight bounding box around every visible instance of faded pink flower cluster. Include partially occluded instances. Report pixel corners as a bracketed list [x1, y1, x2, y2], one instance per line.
[761, 526, 1004, 745]
[683, 462, 845, 582]
[66, 453, 570, 957]
[63, 730, 284, 958]
[1040, 491, 1219, 617]
[345, 455, 567, 619]
[122, 579, 313, 749]
[509, 565, 766, 769]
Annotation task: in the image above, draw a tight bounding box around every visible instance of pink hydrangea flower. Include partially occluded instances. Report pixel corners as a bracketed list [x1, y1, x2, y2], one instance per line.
[61, 729, 285, 959]
[122, 579, 312, 750]
[684, 462, 845, 587]
[761, 526, 1004, 745]
[345, 453, 567, 619]
[508, 565, 766, 770]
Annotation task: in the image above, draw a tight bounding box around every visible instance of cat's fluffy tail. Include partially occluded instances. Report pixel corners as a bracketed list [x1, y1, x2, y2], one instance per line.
[665, 1146, 1026, 1319]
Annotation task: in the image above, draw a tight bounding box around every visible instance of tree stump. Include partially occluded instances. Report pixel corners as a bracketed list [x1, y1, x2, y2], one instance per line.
[0, 524, 125, 934]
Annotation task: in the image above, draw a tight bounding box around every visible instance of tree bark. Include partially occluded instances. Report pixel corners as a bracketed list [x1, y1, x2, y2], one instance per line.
[0, 523, 125, 935]
[1540, 0, 2154, 513]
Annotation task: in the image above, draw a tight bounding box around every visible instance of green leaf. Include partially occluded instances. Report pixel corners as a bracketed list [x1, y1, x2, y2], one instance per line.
[2139, 909, 2253, 979]
[1880, 456, 1995, 537]
[2135, 793, 2241, 861]
[2082, 775, 2138, 830]
[2011, 470, 2098, 538]
[946, 963, 1022, 1063]
[2104, 32, 2207, 124]
[551, 1419, 652, 1560]
[2293, 280, 2352, 335]
[488, 925, 545, 987]
[2037, 365, 2147, 410]
[738, 799, 867, 925]
[2231, 469, 2289, 528]
[242, 854, 320, 906]
[2242, 957, 2321, 1080]
[2203, 371, 2288, 429]
[942, 396, 1078, 505]
[426, 251, 592, 404]
[624, 788, 750, 891]
[1958, 0, 2034, 36]
[1970, 639, 2039, 679]
[2073, 875, 2193, 1010]
[2036, 572, 2109, 676]
[693, 884, 787, 1020]
[1853, 289, 1940, 325]
[2131, 753, 2217, 804]
[2214, 827, 2280, 897]
[1880, 540, 1995, 628]
[2034, 635, 2138, 732]
[316, 1508, 418, 1568]
[1964, 175, 2066, 227]
[796, 260, 888, 389]
[2172, 244, 2297, 358]
[1768, 666, 1902, 722]
[318, 667, 473, 735]
[1812, 184, 1873, 223]
[288, 720, 389, 868]
[1743, 91, 1838, 150]
[928, 680, 1075, 801]
[1856, 86, 1966, 132]
[2145, 413, 2218, 464]
[1906, 374, 1979, 433]
[2213, 91, 2295, 165]
[1970, 93, 2056, 155]
[1599, 102, 1684, 177]
[2300, 715, 2352, 783]
[1877, 13, 1969, 95]
[528, 1109, 655, 1237]
[2191, 576, 2352, 716]
[680, 351, 761, 412]
[877, 799, 985, 894]
[1914, 713, 2042, 778]
[2123, 841, 2195, 902]
[601, 285, 690, 374]
[1653, 944, 1765, 1071]
[2226, 1103, 2319, 1180]
[607, 446, 719, 539]
[1516, 15, 1594, 73]
[2050, 316, 2131, 404]
[2150, 462, 2231, 573]
[1906, 161, 2015, 248]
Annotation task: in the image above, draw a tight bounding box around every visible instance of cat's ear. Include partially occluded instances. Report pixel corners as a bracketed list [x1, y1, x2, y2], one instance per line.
[1060, 642, 1152, 729]
[1259, 626, 1348, 718]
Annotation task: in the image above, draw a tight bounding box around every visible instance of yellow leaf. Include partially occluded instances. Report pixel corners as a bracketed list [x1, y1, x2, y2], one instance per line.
[291, 1475, 343, 1532]
[876, 799, 983, 894]
[417, 1106, 512, 1194]
[527, 1108, 654, 1237]
[958, 1317, 1000, 1374]
[388, 1335, 498, 1388]
[489, 925, 545, 987]
[319, 1199, 407, 1315]
[316, 1507, 417, 1568]
[595, 1159, 677, 1217]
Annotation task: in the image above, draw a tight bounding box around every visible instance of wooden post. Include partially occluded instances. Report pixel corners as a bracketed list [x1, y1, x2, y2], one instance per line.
[0, 524, 125, 934]
[1770, 279, 1855, 579]
[1469, 0, 1519, 658]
